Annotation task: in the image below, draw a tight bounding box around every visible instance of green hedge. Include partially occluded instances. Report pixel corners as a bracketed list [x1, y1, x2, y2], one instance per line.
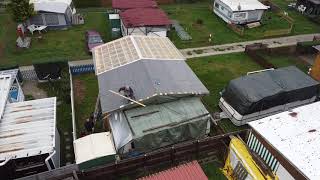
[74, 0, 101, 8]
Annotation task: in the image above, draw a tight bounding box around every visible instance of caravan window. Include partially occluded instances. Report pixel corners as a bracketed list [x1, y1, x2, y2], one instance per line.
[44, 14, 59, 25]
[233, 12, 247, 20]
[30, 15, 43, 25]
[215, 3, 220, 9]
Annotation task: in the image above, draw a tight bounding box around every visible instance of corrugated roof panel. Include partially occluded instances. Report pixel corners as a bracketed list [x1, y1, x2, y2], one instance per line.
[93, 36, 185, 75]
[249, 101, 320, 180]
[119, 8, 171, 27]
[98, 60, 209, 113]
[139, 161, 208, 180]
[0, 75, 12, 119]
[0, 97, 56, 161]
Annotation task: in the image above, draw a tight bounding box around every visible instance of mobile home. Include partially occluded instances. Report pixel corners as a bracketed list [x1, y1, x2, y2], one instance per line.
[213, 0, 269, 24]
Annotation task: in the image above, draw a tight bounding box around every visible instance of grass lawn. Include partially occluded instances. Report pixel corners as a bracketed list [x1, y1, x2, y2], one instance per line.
[73, 73, 102, 135]
[202, 163, 226, 180]
[271, 0, 320, 34]
[260, 53, 310, 72]
[0, 12, 111, 68]
[162, 1, 319, 48]
[37, 67, 73, 165]
[187, 53, 262, 132]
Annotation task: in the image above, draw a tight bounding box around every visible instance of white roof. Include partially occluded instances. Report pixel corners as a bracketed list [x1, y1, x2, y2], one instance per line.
[30, 0, 71, 13]
[0, 97, 56, 161]
[219, 0, 269, 11]
[93, 35, 185, 75]
[0, 75, 12, 120]
[249, 101, 320, 180]
[74, 132, 116, 164]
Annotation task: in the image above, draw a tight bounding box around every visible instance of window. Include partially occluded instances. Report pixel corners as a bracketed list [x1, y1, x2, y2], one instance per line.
[233, 12, 247, 20]
[30, 15, 43, 25]
[215, 3, 220, 9]
[228, 11, 232, 18]
[221, 6, 224, 10]
[44, 14, 59, 25]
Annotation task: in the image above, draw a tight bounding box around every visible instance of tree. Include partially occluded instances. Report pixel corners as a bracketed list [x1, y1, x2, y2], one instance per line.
[7, 0, 35, 22]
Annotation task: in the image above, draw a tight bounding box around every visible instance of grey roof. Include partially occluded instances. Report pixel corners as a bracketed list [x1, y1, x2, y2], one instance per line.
[98, 60, 209, 113]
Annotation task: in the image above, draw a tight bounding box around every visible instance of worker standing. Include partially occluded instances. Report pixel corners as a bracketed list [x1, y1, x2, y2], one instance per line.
[118, 85, 135, 100]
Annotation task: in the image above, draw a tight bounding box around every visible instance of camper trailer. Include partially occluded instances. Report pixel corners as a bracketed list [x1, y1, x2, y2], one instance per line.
[213, 0, 269, 24]
[28, 0, 76, 29]
[219, 66, 319, 126]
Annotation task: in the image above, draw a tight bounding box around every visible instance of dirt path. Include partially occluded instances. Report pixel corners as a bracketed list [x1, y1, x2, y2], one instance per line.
[22, 81, 48, 99]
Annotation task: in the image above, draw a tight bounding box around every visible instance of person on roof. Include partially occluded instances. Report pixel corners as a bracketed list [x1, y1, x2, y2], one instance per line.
[118, 85, 135, 100]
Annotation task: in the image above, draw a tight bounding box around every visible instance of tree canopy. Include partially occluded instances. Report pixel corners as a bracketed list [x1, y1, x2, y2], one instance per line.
[7, 0, 35, 22]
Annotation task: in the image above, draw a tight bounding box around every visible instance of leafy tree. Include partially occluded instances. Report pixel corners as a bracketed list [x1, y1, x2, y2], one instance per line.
[7, 0, 35, 22]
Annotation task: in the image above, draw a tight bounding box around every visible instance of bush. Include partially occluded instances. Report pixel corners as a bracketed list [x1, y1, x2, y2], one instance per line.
[196, 18, 203, 25]
[74, 0, 101, 8]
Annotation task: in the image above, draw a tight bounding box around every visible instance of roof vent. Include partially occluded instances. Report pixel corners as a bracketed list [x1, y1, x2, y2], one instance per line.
[238, 4, 241, 11]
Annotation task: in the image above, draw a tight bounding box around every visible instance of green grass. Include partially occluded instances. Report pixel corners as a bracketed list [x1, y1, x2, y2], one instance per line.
[0, 12, 111, 68]
[73, 73, 101, 135]
[187, 53, 261, 133]
[260, 53, 310, 72]
[37, 67, 73, 165]
[202, 163, 226, 180]
[271, 0, 320, 34]
[162, 2, 319, 48]
[187, 53, 262, 112]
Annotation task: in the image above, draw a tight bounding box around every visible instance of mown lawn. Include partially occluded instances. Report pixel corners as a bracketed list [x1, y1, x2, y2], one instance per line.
[37, 67, 73, 165]
[73, 73, 102, 136]
[0, 12, 111, 68]
[162, 1, 319, 48]
[260, 53, 310, 72]
[187, 53, 262, 132]
[202, 163, 227, 180]
[271, 0, 320, 34]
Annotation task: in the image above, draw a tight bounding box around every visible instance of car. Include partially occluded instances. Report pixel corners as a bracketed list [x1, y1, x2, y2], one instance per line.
[85, 30, 104, 53]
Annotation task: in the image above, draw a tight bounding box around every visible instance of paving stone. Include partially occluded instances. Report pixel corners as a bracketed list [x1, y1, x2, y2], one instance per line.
[64, 132, 69, 136]
[65, 138, 71, 142]
[66, 145, 71, 150]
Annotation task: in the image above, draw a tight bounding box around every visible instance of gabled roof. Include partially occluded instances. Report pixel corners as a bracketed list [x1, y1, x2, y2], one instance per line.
[139, 161, 208, 180]
[98, 60, 209, 113]
[0, 98, 56, 161]
[0, 75, 12, 120]
[93, 36, 185, 75]
[30, 0, 71, 13]
[120, 8, 171, 28]
[112, 0, 157, 10]
[219, 0, 269, 11]
[249, 101, 320, 180]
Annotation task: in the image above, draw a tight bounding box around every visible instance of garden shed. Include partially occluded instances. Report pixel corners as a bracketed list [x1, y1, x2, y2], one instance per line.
[248, 101, 320, 180]
[112, 0, 158, 11]
[93, 36, 211, 154]
[119, 8, 171, 37]
[74, 132, 116, 170]
[0, 97, 59, 179]
[213, 0, 269, 24]
[219, 66, 320, 126]
[28, 0, 76, 29]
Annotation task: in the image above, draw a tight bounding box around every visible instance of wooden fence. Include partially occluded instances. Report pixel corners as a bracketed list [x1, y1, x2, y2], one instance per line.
[228, 24, 245, 36]
[245, 44, 277, 69]
[263, 0, 294, 37]
[78, 130, 248, 180]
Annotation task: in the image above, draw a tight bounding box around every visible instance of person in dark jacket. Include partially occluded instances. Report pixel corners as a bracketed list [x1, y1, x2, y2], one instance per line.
[118, 85, 135, 100]
[84, 118, 94, 133]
